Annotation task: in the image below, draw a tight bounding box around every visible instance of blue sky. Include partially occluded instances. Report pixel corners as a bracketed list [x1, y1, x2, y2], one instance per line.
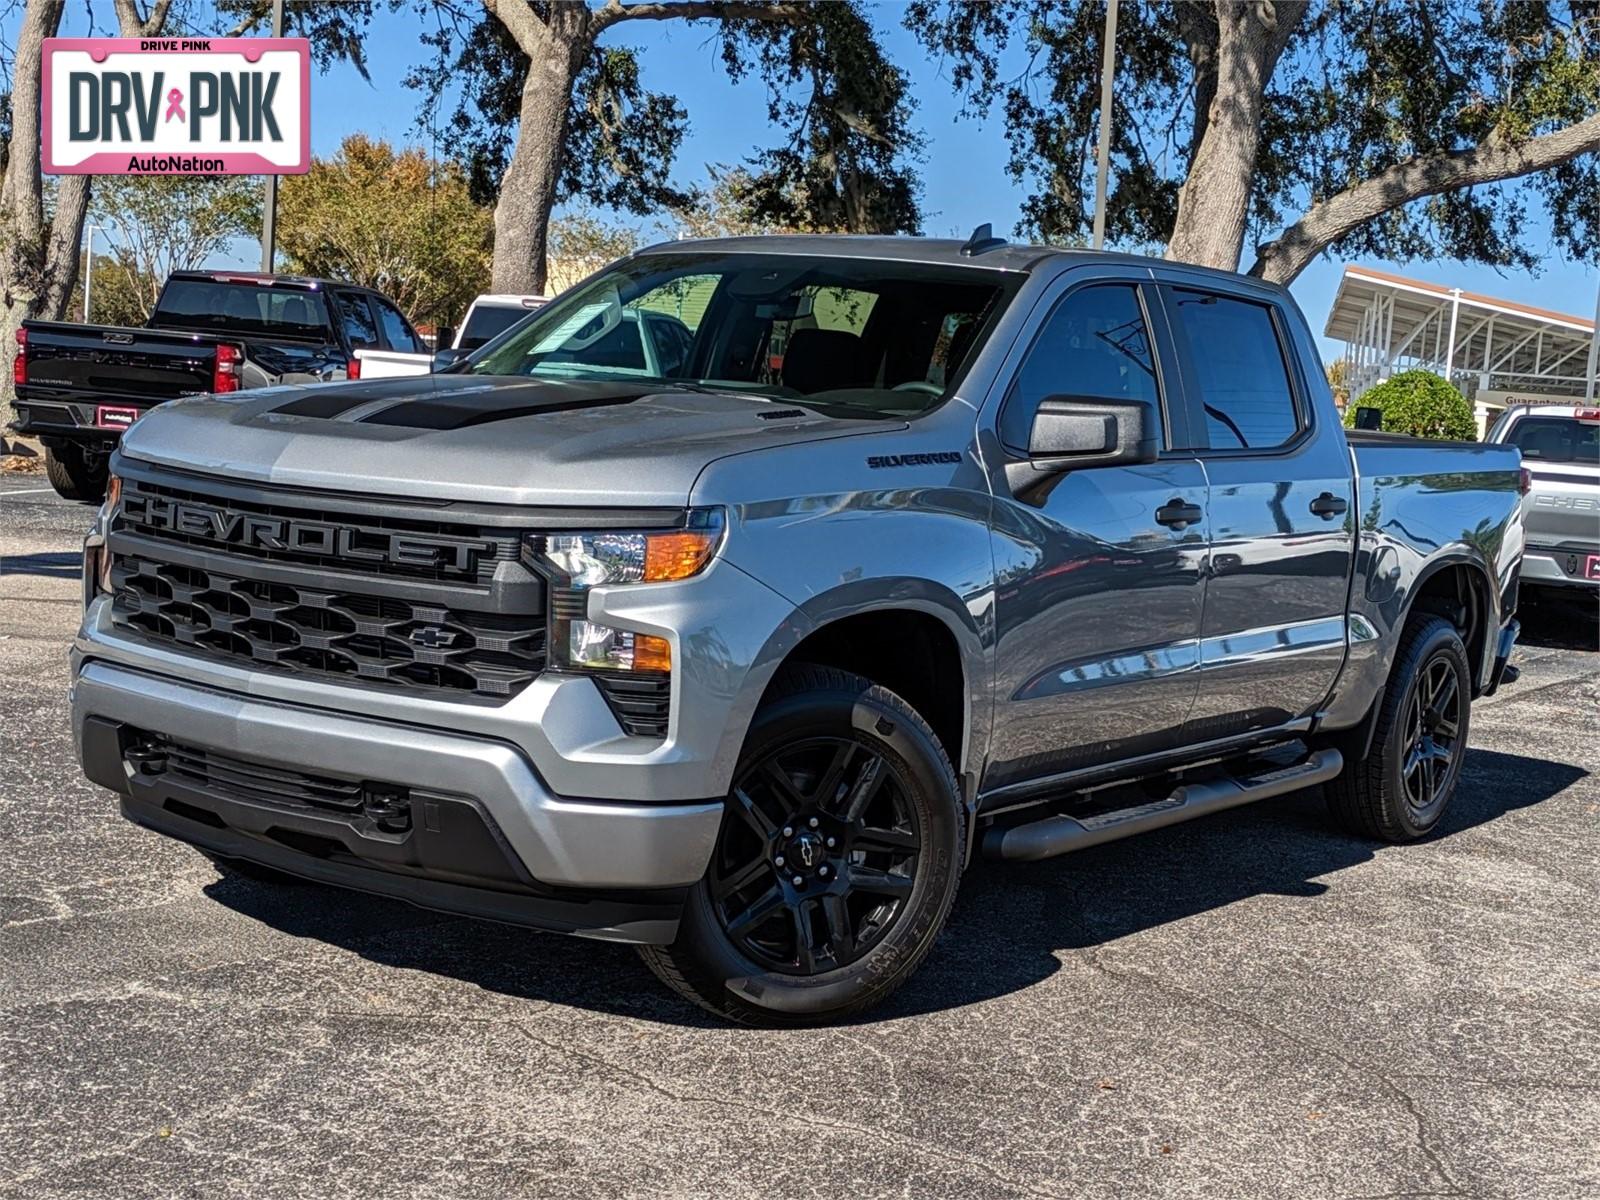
[29, 4, 1600, 358]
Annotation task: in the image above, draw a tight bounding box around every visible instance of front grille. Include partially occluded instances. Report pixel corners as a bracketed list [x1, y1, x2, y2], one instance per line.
[593, 672, 671, 737]
[111, 555, 545, 700]
[107, 474, 546, 703]
[118, 477, 520, 584]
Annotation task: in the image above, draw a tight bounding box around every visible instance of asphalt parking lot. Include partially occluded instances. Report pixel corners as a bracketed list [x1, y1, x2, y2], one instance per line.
[2, 472, 1597, 1200]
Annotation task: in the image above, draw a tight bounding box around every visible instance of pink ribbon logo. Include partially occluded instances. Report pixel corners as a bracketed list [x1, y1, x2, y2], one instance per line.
[164, 88, 185, 123]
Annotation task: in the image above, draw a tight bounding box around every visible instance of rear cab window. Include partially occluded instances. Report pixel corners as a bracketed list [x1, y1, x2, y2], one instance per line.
[152, 279, 331, 341]
[1165, 289, 1302, 451]
[1503, 415, 1600, 465]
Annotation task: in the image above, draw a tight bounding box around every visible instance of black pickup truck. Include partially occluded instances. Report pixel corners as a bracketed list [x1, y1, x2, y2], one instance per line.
[11, 271, 428, 501]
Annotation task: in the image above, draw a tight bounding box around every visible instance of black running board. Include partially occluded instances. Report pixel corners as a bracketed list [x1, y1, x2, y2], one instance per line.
[982, 748, 1344, 862]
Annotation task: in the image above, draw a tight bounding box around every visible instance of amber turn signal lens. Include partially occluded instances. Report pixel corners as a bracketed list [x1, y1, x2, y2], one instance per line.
[644, 530, 719, 583]
[633, 633, 672, 672]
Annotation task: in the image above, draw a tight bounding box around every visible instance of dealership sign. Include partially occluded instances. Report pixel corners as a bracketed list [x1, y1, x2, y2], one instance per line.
[42, 38, 309, 175]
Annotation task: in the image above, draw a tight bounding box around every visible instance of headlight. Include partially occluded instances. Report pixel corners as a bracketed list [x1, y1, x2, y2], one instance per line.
[528, 509, 723, 673]
[88, 473, 122, 597]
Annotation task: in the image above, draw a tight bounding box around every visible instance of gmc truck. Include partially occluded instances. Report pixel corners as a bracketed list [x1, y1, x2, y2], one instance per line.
[1486, 402, 1599, 595]
[13, 271, 428, 501]
[71, 234, 1524, 1025]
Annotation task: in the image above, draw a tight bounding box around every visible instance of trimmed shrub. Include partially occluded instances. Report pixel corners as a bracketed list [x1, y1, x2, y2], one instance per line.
[1343, 369, 1477, 440]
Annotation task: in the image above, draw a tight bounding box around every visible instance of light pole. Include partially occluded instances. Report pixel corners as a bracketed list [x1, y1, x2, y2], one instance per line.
[1090, 0, 1120, 251]
[1586, 273, 1599, 404]
[258, 0, 285, 273]
[81, 224, 104, 323]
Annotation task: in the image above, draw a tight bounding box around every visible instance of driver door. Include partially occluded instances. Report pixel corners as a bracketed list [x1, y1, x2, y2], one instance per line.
[984, 277, 1209, 794]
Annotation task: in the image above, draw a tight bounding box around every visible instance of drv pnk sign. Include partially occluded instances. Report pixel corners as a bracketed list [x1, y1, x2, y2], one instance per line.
[42, 38, 309, 175]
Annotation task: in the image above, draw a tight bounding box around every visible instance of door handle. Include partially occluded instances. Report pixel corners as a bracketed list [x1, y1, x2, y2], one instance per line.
[1309, 492, 1349, 518]
[1154, 498, 1203, 530]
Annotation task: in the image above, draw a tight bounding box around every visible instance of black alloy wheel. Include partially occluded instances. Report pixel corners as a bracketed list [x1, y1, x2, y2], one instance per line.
[637, 664, 965, 1025]
[1326, 614, 1473, 843]
[1401, 652, 1464, 814]
[711, 736, 922, 975]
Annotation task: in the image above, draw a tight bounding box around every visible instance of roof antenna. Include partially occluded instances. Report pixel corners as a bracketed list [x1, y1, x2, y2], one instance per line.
[960, 223, 1007, 257]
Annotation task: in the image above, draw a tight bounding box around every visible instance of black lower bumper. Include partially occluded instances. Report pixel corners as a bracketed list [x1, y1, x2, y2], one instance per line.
[83, 717, 686, 944]
[10, 401, 129, 452]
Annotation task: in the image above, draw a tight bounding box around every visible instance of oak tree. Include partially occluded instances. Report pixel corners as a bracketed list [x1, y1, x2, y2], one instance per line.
[412, 0, 921, 294]
[907, 0, 1600, 282]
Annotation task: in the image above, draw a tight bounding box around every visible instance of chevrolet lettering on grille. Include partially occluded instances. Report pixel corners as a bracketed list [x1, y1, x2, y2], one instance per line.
[121, 494, 495, 573]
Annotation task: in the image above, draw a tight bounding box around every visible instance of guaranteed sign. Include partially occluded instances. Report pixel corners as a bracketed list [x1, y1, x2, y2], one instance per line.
[42, 37, 309, 175]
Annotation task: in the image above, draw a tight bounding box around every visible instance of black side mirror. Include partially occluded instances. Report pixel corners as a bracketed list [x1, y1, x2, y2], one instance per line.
[432, 348, 468, 373]
[434, 325, 456, 351]
[1027, 394, 1159, 471]
[1353, 405, 1383, 430]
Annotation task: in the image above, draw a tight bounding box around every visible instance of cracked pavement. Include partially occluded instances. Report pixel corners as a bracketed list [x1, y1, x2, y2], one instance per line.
[3, 474, 1598, 1199]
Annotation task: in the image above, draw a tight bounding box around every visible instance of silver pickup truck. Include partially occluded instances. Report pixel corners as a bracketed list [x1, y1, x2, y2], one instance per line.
[71, 234, 1524, 1024]
[1486, 402, 1599, 594]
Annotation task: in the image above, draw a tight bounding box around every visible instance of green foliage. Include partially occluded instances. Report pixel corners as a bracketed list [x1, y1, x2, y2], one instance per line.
[716, 2, 923, 233]
[66, 252, 147, 327]
[407, 0, 920, 235]
[407, 13, 692, 216]
[1343, 370, 1478, 440]
[904, 0, 1600, 267]
[90, 175, 261, 314]
[546, 209, 642, 292]
[277, 135, 492, 328]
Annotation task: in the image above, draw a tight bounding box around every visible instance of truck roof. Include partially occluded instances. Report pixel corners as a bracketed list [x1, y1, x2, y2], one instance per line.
[165, 270, 351, 292]
[632, 233, 1279, 291]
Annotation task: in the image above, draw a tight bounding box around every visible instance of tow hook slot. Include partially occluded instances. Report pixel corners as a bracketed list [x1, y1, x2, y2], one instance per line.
[362, 786, 413, 834]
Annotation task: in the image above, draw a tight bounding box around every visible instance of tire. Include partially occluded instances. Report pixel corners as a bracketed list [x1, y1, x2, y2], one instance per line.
[1327, 615, 1471, 842]
[639, 664, 966, 1025]
[44, 445, 107, 503]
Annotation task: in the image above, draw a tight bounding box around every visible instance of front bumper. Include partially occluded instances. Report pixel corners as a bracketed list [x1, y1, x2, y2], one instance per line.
[72, 661, 726, 943]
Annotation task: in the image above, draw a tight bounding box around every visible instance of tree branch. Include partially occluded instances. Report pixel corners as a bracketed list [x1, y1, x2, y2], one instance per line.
[1249, 112, 1600, 284]
[481, 0, 554, 57]
[590, 0, 811, 37]
[110, 0, 169, 37]
[223, 2, 273, 39]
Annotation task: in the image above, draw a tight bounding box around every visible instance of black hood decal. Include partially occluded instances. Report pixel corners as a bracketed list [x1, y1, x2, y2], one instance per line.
[271, 377, 663, 429]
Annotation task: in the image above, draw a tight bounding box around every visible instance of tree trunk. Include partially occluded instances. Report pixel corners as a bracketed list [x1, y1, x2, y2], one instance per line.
[2, 1, 70, 417]
[489, 10, 589, 295]
[1164, 0, 1305, 271]
[3, 0, 168, 417]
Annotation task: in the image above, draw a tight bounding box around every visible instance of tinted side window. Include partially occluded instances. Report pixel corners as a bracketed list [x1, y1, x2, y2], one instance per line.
[334, 291, 380, 350]
[1169, 291, 1299, 450]
[1000, 284, 1160, 450]
[373, 298, 424, 352]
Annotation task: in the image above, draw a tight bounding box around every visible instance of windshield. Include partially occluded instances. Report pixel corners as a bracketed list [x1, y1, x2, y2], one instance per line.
[459, 303, 539, 350]
[465, 252, 1015, 418]
[1505, 415, 1599, 465]
[153, 280, 331, 340]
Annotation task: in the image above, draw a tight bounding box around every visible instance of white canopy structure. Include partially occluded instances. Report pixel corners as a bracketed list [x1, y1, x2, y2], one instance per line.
[1324, 265, 1597, 433]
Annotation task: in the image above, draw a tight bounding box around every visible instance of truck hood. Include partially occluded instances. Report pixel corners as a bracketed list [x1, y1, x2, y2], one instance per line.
[118, 374, 906, 507]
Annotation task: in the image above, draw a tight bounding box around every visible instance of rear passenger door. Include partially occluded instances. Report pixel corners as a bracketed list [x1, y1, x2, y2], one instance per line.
[1157, 281, 1356, 740]
[985, 276, 1209, 792]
